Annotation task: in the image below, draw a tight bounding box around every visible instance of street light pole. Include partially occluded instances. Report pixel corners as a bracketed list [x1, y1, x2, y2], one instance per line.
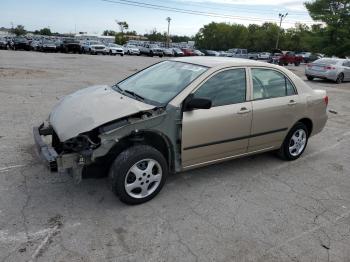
[275, 12, 288, 49]
[166, 17, 171, 48]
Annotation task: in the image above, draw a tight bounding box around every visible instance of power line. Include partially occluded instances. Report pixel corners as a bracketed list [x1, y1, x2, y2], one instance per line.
[154, 0, 311, 17]
[101, 0, 316, 25]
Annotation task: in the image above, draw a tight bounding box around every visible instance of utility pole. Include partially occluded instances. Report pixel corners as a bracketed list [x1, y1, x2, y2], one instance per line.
[275, 12, 288, 49]
[166, 17, 171, 48]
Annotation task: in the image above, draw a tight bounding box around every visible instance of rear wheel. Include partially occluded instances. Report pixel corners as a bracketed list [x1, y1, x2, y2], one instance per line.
[109, 145, 168, 205]
[294, 62, 300, 66]
[336, 73, 344, 84]
[278, 122, 308, 161]
[307, 75, 314, 81]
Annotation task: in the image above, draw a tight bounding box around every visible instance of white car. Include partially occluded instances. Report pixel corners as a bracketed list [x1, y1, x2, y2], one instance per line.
[258, 52, 271, 60]
[124, 44, 140, 55]
[82, 41, 107, 55]
[106, 43, 124, 56]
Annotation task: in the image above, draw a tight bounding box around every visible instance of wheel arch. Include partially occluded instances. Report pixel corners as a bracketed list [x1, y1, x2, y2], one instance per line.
[296, 118, 313, 136]
[103, 130, 176, 173]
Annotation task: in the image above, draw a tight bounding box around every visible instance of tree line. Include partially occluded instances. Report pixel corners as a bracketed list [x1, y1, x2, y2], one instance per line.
[195, 0, 350, 57]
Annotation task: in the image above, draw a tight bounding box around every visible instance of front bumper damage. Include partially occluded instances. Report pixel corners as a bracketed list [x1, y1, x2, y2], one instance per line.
[33, 123, 85, 183]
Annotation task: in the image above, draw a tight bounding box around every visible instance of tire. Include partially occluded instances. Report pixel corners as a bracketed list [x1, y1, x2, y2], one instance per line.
[336, 73, 344, 84]
[307, 75, 314, 81]
[159, 55, 163, 58]
[109, 145, 168, 205]
[150, 51, 154, 57]
[127, 50, 130, 55]
[278, 122, 308, 161]
[120, 54, 124, 56]
[284, 62, 288, 66]
[109, 50, 113, 56]
[294, 62, 300, 66]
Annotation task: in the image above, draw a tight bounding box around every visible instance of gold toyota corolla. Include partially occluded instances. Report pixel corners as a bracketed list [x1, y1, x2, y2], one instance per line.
[34, 57, 328, 204]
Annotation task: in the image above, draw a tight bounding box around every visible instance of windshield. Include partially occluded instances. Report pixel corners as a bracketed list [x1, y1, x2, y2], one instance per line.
[115, 61, 208, 105]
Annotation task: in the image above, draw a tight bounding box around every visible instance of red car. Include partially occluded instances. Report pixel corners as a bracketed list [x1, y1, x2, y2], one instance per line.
[270, 50, 303, 66]
[181, 48, 195, 56]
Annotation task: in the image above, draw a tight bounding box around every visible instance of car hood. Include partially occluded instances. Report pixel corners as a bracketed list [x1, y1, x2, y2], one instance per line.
[49, 85, 155, 141]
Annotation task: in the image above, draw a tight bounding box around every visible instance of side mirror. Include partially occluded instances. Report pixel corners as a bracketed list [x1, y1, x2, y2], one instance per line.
[184, 95, 212, 111]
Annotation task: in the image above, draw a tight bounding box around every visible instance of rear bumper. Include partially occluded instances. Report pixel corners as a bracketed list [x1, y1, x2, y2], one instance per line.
[305, 69, 337, 81]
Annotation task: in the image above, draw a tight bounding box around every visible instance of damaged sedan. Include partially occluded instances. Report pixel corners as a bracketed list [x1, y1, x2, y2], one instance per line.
[34, 57, 328, 204]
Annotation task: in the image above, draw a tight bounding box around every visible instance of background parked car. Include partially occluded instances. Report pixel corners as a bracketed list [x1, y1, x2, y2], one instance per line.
[0, 37, 8, 49]
[203, 50, 219, 56]
[218, 51, 230, 57]
[124, 44, 140, 55]
[248, 52, 259, 60]
[39, 40, 57, 52]
[139, 43, 163, 57]
[305, 58, 350, 84]
[162, 48, 174, 56]
[82, 41, 107, 55]
[278, 51, 303, 66]
[59, 38, 82, 54]
[181, 48, 195, 56]
[10, 37, 31, 51]
[258, 52, 271, 60]
[172, 48, 184, 57]
[228, 48, 248, 59]
[193, 50, 205, 56]
[105, 43, 124, 56]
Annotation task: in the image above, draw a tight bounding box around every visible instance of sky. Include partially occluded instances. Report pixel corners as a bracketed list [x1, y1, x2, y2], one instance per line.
[0, 0, 316, 36]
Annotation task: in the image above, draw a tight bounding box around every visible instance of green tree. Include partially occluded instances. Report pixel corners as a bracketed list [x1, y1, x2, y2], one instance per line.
[144, 28, 166, 42]
[11, 25, 26, 36]
[39, 27, 52, 36]
[103, 30, 117, 36]
[305, 0, 350, 56]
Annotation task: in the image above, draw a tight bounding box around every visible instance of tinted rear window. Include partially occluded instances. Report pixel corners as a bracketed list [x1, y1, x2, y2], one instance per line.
[314, 59, 338, 65]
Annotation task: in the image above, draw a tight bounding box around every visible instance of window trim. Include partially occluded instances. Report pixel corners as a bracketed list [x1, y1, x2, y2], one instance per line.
[189, 67, 249, 108]
[248, 67, 298, 101]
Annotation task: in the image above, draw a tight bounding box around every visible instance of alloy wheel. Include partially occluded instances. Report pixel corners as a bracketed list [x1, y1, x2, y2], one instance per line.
[289, 129, 307, 157]
[124, 159, 162, 199]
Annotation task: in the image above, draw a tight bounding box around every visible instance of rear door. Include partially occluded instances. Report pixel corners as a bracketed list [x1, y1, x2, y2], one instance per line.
[248, 67, 304, 152]
[181, 68, 252, 168]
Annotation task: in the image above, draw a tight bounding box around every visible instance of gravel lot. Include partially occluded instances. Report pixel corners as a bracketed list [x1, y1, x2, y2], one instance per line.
[1, 50, 350, 262]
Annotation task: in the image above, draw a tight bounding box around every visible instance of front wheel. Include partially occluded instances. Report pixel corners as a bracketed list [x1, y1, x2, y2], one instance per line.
[307, 75, 314, 81]
[278, 122, 308, 161]
[109, 145, 168, 205]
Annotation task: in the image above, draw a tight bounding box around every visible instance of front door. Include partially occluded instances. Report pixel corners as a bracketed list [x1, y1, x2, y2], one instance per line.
[181, 68, 252, 169]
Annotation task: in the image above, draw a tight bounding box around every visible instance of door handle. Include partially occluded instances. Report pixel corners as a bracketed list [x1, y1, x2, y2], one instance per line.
[288, 100, 297, 106]
[237, 107, 251, 114]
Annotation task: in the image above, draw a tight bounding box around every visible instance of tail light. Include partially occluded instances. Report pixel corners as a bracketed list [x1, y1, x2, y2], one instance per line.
[324, 66, 335, 70]
[324, 96, 329, 106]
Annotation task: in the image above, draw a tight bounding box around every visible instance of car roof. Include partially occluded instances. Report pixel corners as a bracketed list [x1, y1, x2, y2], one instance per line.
[172, 56, 276, 68]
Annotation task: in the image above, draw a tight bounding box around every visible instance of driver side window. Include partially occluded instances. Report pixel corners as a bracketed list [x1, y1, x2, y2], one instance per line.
[193, 69, 246, 107]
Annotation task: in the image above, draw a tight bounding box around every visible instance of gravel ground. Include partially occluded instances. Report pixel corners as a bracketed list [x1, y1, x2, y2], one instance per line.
[1, 50, 350, 262]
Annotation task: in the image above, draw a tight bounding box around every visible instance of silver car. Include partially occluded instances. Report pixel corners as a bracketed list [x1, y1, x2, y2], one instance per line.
[305, 58, 350, 84]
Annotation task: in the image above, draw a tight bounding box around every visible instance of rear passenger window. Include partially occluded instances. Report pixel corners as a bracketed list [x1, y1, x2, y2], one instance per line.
[252, 68, 296, 100]
[194, 69, 246, 107]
